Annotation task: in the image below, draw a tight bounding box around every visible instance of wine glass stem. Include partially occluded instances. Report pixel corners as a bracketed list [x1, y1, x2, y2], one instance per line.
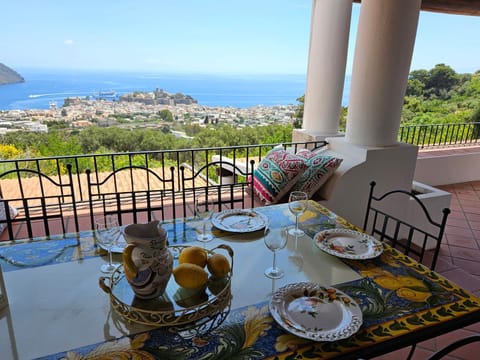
[272, 250, 277, 270]
[108, 248, 112, 266]
[203, 222, 206, 237]
[295, 215, 299, 233]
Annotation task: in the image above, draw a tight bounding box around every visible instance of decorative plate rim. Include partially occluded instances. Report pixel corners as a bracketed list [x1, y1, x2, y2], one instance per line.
[269, 282, 363, 342]
[314, 228, 383, 260]
[211, 209, 268, 233]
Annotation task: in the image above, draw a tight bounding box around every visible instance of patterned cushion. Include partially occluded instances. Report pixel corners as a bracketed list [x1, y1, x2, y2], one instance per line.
[291, 149, 343, 198]
[253, 148, 307, 204]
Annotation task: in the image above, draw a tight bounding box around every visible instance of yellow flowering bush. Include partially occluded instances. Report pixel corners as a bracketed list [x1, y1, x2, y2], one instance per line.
[0, 144, 21, 159]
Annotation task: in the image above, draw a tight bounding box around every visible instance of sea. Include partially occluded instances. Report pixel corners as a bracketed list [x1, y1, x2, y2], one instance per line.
[0, 68, 350, 111]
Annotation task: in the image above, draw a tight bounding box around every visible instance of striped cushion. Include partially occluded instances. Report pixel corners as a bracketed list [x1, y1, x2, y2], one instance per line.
[253, 148, 307, 205]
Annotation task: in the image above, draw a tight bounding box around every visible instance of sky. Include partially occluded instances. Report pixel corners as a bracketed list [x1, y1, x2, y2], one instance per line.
[2, 0, 480, 75]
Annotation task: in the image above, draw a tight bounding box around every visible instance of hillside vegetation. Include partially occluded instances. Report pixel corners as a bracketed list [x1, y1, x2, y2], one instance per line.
[402, 63, 480, 126]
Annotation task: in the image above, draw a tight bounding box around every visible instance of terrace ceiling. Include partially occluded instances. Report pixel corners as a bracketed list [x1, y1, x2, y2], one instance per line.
[352, 0, 480, 16]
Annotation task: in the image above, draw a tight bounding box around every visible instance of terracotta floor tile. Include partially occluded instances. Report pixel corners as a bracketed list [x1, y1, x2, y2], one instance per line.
[472, 230, 480, 240]
[449, 245, 480, 260]
[448, 218, 470, 228]
[449, 210, 467, 220]
[435, 256, 456, 272]
[435, 329, 480, 359]
[469, 220, 480, 231]
[462, 206, 480, 215]
[440, 268, 480, 292]
[445, 226, 475, 238]
[455, 192, 479, 200]
[446, 235, 479, 249]
[411, 347, 436, 360]
[417, 337, 437, 351]
[465, 321, 480, 333]
[465, 212, 480, 222]
[458, 199, 480, 208]
[453, 258, 480, 276]
[449, 202, 464, 211]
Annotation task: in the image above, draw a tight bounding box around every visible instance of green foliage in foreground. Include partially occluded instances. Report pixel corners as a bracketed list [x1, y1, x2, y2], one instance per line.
[0, 123, 294, 160]
[293, 64, 480, 131]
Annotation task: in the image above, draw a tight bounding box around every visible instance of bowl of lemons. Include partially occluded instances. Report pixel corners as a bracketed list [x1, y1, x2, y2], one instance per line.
[100, 244, 234, 327]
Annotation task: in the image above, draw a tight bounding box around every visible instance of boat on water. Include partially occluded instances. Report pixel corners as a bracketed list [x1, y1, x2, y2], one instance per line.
[95, 90, 117, 99]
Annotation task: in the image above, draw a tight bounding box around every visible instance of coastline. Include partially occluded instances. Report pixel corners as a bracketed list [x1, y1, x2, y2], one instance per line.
[0, 69, 314, 111]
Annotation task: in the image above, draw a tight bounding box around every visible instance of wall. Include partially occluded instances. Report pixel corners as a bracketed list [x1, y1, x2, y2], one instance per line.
[415, 151, 480, 186]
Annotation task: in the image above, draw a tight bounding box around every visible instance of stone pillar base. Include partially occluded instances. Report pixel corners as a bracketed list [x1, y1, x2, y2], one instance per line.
[292, 129, 344, 143]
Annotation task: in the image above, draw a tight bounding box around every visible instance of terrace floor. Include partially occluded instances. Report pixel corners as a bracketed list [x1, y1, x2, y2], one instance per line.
[374, 180, 480, 359]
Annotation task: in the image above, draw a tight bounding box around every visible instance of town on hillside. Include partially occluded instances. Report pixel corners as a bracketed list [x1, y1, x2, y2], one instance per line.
[0, 89, 297, 135]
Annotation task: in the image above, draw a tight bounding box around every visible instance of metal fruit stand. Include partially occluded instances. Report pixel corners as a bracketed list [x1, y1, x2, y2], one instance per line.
[99, 244, 233, 331]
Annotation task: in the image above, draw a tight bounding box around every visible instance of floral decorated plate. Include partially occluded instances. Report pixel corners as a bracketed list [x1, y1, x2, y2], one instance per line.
[314, 228, 383, 260]
[211, 209, 268, 233]
[269, 282, 362, 342]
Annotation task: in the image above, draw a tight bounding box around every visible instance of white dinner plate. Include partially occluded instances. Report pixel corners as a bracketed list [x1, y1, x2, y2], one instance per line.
[269, 282, 363, 342]
[211, 209, 268, 233]
[314, 228, 383, 260]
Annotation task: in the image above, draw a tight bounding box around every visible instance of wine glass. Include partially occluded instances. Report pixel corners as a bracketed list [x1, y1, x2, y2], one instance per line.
[264, 225, 288, 279]
[95, 215, 120, 273]
[288, 191, 308, 237]
[195, 197, 214, 243]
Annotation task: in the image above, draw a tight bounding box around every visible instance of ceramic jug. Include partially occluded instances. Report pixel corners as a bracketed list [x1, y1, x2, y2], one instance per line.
[122, 221, 173, 299]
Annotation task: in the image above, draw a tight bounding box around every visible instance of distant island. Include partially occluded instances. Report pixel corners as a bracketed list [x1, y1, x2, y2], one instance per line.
[0, 63, 24, 85]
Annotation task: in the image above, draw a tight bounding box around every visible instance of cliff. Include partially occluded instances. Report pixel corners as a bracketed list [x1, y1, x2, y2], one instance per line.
[0, 63, 24, 85]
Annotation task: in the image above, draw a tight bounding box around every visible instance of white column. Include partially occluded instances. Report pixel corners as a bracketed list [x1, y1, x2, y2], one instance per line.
[345, 0, 421, 146]
[302, 0, 352, 136]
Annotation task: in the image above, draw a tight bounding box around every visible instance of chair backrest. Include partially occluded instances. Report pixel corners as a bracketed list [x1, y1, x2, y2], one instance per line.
[0, 164, 78, 240]
[86, 165, 176, 228]
[363, 180, 450, 270]
[179, 160, 255, 218]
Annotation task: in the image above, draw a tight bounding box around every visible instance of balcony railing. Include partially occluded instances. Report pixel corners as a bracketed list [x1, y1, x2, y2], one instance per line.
[399, 122, 480, 148]
[0, 140, 327, 239]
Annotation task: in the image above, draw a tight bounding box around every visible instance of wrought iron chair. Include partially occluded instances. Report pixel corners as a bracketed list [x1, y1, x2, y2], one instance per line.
[363, 180, 451, 360]
[427, 335, 480, 360]
[0, 164, 78, 240]
[86, 165, 176, 228]
[179, 159, 255, 218]
[363, 180, 450, 271]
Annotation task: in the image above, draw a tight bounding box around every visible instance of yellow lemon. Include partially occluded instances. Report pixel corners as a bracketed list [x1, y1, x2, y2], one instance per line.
[172, 263, 209, 289]
[207, 253, 230, 278]
[122, 244, 138, 281]
[178, 246, 208, 268]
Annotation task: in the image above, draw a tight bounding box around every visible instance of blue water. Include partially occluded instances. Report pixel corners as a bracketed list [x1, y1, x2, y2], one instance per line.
[0, 68, 350, 110]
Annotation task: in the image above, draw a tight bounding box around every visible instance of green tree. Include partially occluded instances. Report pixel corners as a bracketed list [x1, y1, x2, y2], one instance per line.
[293, 95, 304, 128]
[158, 109, 174, 122]
[426, 63, 459, 98]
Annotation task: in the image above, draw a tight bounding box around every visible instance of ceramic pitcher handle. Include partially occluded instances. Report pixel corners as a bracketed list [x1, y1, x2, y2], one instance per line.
[123, 244, 138, 280]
